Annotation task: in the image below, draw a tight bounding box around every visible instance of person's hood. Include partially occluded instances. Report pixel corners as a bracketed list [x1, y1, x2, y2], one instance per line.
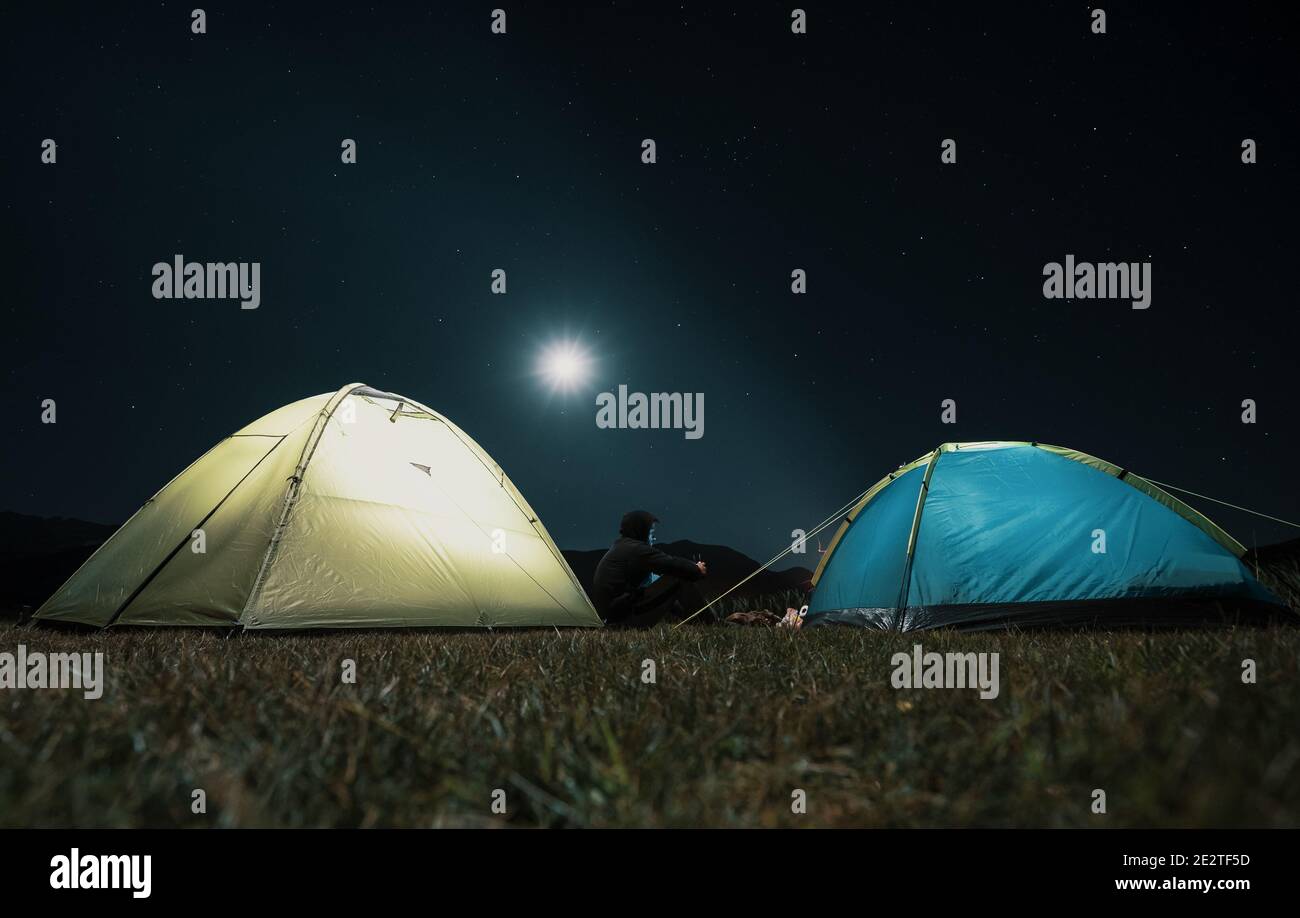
[618, 510, 658, 542]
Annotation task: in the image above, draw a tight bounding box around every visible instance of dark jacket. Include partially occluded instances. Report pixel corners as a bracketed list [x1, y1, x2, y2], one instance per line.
[591, 512, 702, 616]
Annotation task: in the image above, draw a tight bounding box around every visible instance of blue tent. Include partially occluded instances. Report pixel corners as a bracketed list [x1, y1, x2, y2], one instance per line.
[807, 442, 1289, 630]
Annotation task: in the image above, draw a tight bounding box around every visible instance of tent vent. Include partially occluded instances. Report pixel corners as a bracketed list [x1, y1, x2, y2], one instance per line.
[409, 462, 432, 476]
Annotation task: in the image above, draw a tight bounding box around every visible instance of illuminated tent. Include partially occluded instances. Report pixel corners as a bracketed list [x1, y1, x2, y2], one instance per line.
[807, 441, 1289, 631]
[35, 384, 601, 629]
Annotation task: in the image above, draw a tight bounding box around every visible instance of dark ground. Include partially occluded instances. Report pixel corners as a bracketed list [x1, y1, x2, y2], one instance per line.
[2, 518, 1296, 828]
[2, 607, 1298, 828]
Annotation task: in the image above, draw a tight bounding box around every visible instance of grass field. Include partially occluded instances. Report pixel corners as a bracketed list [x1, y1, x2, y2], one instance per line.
[3, 604, 1298, 828]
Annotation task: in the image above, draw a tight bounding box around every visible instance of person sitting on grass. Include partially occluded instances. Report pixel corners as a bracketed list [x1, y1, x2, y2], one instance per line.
[592, 510, 708, 627]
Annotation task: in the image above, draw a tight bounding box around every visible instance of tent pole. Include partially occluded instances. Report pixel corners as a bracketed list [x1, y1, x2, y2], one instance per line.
[893, 447, 941, 623]
[239, 384, 363, 626]
[104, 437, 286, 628]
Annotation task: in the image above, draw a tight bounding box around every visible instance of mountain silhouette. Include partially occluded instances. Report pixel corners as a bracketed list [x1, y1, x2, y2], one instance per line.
[0, 511, 117, 555]
[562, 539, 813, 605]
[0, 512, 119, 611]
[0, 514, 814, 615]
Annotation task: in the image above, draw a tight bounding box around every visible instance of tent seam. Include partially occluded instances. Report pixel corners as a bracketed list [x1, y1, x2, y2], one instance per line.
[104, 435, 287, 628]
[238, 383, 367, 627]
[894, 448, 941, 616]
[399, 393, 596, 615]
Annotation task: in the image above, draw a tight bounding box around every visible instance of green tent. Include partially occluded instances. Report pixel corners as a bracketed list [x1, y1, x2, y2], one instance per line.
[35, 384, 601, 629]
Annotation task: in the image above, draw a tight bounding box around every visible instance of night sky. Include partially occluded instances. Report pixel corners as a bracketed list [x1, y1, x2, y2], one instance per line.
[4, 2, 1298, 562]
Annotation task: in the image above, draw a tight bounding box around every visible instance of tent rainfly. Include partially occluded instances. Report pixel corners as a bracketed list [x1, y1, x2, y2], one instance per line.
[806, 441, 1291, 631]
[35, 384, 601, 630]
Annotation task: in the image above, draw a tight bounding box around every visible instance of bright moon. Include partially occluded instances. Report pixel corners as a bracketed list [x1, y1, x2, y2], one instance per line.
[538, 341, 592, 391]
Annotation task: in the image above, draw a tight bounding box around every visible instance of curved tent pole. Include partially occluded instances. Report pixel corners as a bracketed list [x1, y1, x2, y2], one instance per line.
[1032, 443, 1252, 557]
[893, 447, 941, 615]
[239, 382, 367, 625]
[809, 448, 939, 588]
